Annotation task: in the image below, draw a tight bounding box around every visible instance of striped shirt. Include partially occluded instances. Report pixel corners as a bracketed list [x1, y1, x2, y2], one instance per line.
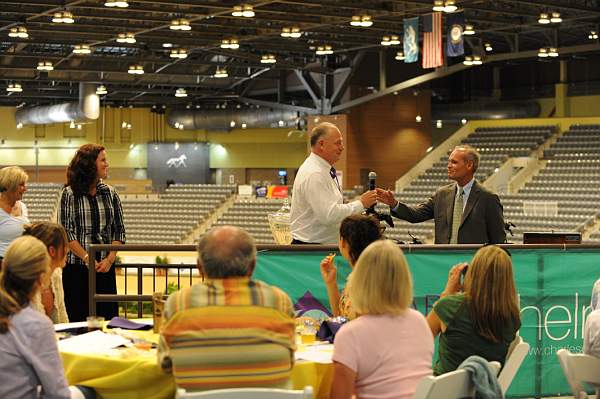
[59, 182, 126, 265]
[158, 277, 296, 391]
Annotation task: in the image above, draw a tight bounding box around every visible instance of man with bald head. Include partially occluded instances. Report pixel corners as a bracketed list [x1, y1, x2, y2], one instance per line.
[377, 145, 505, 244]
[158, 226, 296, 391]
[290, 122, 377, 244]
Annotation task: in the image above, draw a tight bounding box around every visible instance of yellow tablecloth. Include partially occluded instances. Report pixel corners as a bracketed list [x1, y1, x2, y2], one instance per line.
[59, 329, 333, 399]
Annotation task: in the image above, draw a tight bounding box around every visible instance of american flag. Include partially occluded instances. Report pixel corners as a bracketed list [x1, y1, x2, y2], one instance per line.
[422, 12, 444, 69]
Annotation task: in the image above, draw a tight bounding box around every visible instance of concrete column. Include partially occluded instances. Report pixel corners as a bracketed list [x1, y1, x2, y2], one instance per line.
[555, 61, 569, 117]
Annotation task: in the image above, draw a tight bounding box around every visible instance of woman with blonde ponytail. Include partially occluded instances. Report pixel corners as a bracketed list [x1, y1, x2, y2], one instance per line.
[0, 236, 71, 399]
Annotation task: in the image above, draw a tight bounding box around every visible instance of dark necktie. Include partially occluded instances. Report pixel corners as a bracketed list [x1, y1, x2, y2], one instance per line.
[330, 167, 341, 193]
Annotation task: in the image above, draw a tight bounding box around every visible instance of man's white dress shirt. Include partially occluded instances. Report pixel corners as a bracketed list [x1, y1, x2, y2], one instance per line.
[290, 152, 363, 244]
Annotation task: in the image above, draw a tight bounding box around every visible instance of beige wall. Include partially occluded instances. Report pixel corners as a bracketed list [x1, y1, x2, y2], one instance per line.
[537, 94, 600, 118]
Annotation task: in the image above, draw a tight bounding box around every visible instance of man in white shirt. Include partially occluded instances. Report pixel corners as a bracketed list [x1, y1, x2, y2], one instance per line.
[377, 145, 505, 244]
[290, 122, 377, 244]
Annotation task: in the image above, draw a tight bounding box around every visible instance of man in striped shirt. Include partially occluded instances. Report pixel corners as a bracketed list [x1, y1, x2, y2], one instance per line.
[158, 226, 296, 392]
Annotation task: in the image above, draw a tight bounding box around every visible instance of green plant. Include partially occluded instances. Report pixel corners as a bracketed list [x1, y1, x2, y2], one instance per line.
[155, 255, 170, 264]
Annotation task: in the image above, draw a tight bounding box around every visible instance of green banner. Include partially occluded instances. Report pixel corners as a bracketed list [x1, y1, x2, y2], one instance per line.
[254, 248, 598, 398]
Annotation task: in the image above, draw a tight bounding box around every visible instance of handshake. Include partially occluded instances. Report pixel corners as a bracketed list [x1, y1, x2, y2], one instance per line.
[359, 188, 399, 228]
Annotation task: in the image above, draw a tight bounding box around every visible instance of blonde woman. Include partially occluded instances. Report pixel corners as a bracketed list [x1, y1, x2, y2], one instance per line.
[23, 222, 70, 324]
[427, 245, 521, 375]
[330, 240, 433, 399]
[0, 236, 71, 398]
[0, 166, 28, 258]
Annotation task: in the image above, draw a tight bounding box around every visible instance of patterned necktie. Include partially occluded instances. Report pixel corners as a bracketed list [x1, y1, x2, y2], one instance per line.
[450, 188, 464, 244]
[330, 167, 341, 193]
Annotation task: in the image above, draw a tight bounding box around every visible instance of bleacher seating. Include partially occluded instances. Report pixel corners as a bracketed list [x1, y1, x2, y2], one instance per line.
[21, 183, 62, 222]
[212, 198, 286, 244]
[122, 184, 235, 244]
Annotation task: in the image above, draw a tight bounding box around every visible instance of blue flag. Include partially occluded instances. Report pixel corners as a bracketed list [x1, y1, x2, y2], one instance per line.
[446, 11, 464, 57]
[404, 17, 419, 63]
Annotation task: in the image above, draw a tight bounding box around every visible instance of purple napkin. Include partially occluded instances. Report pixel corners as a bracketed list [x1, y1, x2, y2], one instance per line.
[106, 317, 153, 330]
[316, 319, 346, 343]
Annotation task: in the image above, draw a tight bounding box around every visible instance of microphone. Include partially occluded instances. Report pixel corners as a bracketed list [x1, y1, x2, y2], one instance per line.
[368, 171, 376, 191]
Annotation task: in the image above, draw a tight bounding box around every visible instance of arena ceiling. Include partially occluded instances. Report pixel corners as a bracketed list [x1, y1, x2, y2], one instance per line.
[1, 0, 600, 111]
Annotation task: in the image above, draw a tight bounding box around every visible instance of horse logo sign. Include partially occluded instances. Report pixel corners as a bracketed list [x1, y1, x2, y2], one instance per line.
[166, 154, 188, 168]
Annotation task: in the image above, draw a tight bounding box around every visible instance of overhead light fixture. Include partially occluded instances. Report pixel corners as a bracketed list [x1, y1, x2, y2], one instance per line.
[128, 64, 144, 74]
[432, 0, 445, 12]
[350, 14, 373, 27]
[389, 35, 400, 45]
[230, 120, 236, 128]
[220, 38, 239, 49]
[315, 45, 333, 55]
[472, 55, 483, 65]
[169, 48, 188, 58]
[436, 120, 443, 128]
[281, 27, 291, 37]
[463, 24, 475, 35]
[16, 122, 23, 129]
[116, 32, 136, 43]
[443, 0, 457, 13]
[281, 26, 301, 38]
[213, 67, 228, 78]
[260, 54, 276, 64]
[395, 51, 405, 60]
[484, 43, 493, 52]
[463, 56, 473, 65]
[170, 18, 191, 31]
[538, 13, 550, 24]
[415, 115, 422, 123]
[550, 12, 562, 23]
[69, 121, 76, 129]
[8, 26, 28, 38]
[461, 118, 467, 125]
[232, 5, 243, 17]
[52, 11, 74, 24]
[381, 36, 391, 46]
[72, 44, 92, 54]
[589, 31, 599, 40]
[162, 42, 173, 48]
[242, 4, 255, 17]
[241, 123, 247, 129]
[104, 0, 128, 7]
[37, 60, 54, 71]
[6, 83, 23, 93]
[175, 88, 187, 97]
[96, 85, 108, 95]
[537, 47, 548, 57]
[548, 47, 559, 57]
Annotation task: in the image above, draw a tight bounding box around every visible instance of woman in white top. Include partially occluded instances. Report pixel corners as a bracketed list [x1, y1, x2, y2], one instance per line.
[0, 166, 28, 258]
[22, 222, 70, 324]
[584, 278, 600, 357]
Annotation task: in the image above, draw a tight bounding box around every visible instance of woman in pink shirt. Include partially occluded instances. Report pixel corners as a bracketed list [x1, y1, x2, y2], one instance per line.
[330, 240, 433, 399]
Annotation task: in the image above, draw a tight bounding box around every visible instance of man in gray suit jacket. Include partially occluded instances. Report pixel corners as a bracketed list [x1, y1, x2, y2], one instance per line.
[376, 145, 506, 244]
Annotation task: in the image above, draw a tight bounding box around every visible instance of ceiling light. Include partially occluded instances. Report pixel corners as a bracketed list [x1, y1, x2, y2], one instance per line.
[16, 123, 23, 129]
[463, 24, 475, 35]
[461, 118, 467, 125]
[550, 12, 562, 23]
[350, 15, 362, 26]
[77, 124, 83, 130]
[315, 45, 333, 55]
[589, 31, 599, 40]
[443, 0, 457, 13]
[484, 43, 493, 52]
[37, 61, 54, 71]
[116, 32, 136, 43]
[241, 123, 247, 129]
[436, 120, 443, 128]
[389, 35, 400, 45]
[260, 54, 276, 64]
[175, 88, 187, 97]
[170, 18, 191, 31]
[104, 0, 128, 7]
[281, 27, 291, 37]
[8, 26, 28, 38]
[220, 38, 239, 49]
[242, 4, 255, 17]
[472, 55, 483, 65]
[52, 11, 74, 24]
[432, 0, 445, 12]
[170, 48, 188, 58]
[395, 51, 405, 60]
[232, 5, 243, 17]
[96, 85, 108, 95]
[162, 43, 173, 48]
[360, 15, 373, 27]
[289, 27, 301, 38]
[6, 83, 23, 93]
[415, 115, 422, 123]
[381, 36, 391, 46]
[463, 56, 473, 65]
[69, 121, 76, 129]
[128, 64, 144, 74]
[72, 44, 92, 54]
[537, 47, 548, 57]
[213, 67, 228, 78]
[230, 121, 236, 128]
[538, 13, 550, 24]
[548, 47, 559, 57]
